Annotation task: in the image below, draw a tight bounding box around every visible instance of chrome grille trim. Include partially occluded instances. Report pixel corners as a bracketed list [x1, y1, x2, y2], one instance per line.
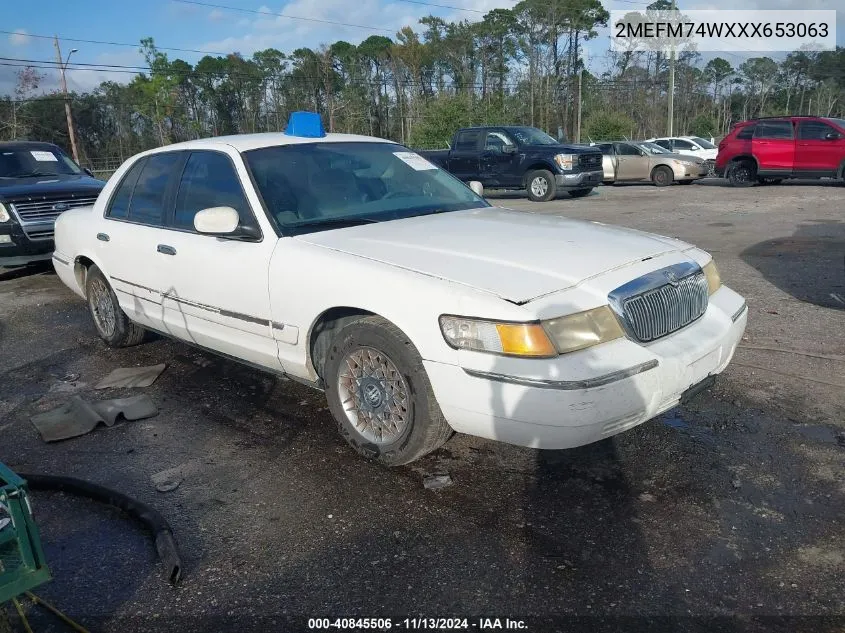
[608, 261, 709, 343]
[9, 197, 98, 224]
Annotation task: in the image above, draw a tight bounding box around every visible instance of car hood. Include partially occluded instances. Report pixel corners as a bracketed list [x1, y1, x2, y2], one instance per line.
[659, 152, 705, 163]
[294, 207, 689, 304]
[0, 174, 105, 199]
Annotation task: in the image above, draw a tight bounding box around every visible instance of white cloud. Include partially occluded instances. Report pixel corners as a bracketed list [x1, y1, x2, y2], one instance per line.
[209, 8, 226, 21]
[9, 29, 30, 47]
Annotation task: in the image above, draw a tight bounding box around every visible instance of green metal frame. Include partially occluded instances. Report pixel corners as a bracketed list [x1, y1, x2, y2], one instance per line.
[0, 463, 51, 604]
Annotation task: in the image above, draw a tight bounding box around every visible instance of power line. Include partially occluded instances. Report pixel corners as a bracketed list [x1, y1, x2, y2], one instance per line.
[171, 0, 394, 33]
[397, 0, 485, 13]
[0, 30, 227, 57]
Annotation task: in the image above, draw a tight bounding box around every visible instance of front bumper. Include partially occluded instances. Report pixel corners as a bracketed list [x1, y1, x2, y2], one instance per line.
[555, 170, 604, 189]
[424, 286, 748, 450]
[0, 222, 54, 266]
[672, 162, 708, 180]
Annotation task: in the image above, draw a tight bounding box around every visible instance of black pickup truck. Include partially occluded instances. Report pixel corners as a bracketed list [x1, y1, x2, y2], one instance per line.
[417, 126, 604, 202]
[0, 141, 105, 267]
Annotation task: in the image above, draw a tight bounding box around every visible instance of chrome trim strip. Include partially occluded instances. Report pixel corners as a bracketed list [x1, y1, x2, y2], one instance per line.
[111, 275, 158, 295]
[463, 359, 659, 390]
[731, 302, 748, 322]
[51, 254, 70, 265]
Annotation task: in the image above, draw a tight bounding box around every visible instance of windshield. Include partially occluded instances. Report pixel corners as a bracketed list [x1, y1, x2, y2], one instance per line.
[244, 142, 489, 234]
[0, 147, 82, 178]
[639, 141, 669, 154]
[690, 137, 716, 149]
[509, 127, 560, 146]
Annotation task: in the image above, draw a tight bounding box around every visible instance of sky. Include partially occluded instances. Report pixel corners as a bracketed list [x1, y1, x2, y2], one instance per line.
[0, 0, 841, 97]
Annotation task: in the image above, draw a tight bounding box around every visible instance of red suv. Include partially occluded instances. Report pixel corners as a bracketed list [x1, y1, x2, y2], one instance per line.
[715, 116, 845, 186]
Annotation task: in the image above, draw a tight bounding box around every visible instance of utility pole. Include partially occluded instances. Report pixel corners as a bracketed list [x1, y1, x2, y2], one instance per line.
[575, 68, 583, 144]
[54, 36, 80, 163]
[667, 0, 676, 136]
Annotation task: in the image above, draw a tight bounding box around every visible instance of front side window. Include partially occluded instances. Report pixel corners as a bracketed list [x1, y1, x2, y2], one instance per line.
[106, 158, 146, 219]
[128, 152, 184, 226]
[0, 146, 81, 178]
[174, 152, 252, 231]
[798, 120, 838, 140]
[755, 121, 793, 140]
[596, 144, 614, 155]
[244, 142, 488, 234]
[485, 132, 513, 152]
[615, 143, 641, 156]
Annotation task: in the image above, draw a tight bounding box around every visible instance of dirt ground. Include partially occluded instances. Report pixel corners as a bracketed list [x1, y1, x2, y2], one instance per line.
[1, 178, 843, 632]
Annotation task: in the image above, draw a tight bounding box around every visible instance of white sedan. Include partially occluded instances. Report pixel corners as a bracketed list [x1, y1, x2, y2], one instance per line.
[52, 113, 748, 466]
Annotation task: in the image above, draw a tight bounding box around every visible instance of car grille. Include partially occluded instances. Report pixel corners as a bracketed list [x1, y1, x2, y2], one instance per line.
[610, 265, 709, 343]
[9, 196, 98, 224]
[579, 153, 603, 170]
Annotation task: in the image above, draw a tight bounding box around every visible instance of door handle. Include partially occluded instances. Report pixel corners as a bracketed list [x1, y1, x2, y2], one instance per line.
[797, 143, 811, 146]
[96, 232, 109, 242]
[157, 244, 177, 256]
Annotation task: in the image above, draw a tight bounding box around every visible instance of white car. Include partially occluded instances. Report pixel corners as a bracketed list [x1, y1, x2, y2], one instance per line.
[52, 113, 748, 466]
[646, 136, 718, 163]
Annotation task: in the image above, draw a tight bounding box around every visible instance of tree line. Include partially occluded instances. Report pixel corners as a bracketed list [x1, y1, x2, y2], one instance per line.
[1, 0, 843, 167]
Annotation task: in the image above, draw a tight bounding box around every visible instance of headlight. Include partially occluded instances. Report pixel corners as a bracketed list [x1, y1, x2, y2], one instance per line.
[554, 154, 575, 171]
[0, 203, 9, 223]
[542, 306, 624, 354]
[439, 316, 557, 358]
[703, 259, 721, 295]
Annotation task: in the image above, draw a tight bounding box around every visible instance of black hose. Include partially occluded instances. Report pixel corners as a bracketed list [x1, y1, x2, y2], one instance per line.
[18, 473, 183, 585]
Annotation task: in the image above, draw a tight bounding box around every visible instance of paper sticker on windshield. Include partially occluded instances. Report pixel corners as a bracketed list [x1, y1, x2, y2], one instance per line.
[30, 151, 58, 162]
[394, 151, 437, 171]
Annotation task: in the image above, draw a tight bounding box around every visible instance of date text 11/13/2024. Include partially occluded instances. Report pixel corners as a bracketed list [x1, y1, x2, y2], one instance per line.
[307, 618, 528, 630]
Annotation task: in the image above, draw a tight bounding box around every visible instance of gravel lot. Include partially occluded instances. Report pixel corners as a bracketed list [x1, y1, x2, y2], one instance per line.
[1, 179, 843, 632]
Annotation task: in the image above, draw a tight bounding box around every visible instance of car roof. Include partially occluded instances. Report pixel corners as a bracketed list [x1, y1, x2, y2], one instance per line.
[140, 132, 398, 155]
[0, 141, 63, 152]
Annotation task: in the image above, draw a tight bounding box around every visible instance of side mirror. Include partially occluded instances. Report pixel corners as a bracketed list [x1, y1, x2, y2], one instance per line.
[502, 144, 517, 154]
[83, 168, 94, 177]
[825, 132, 842, 140]
[468, 181, 484, 197]
[194, 206, 240, 235]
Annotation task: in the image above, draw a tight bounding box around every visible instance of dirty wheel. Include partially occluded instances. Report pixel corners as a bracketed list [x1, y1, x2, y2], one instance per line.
[324, 316, 453, 466]
[85, 265, 146, 348]
[728, 159, 756, 187]
[526, 169, 557, 202]
[568, 188, 592, 198]
[651, 165, 673, 187]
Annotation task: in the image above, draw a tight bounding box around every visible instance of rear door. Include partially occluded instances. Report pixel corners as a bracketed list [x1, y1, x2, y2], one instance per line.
[614, 143, 649, 181]
[156, 149, 282, 371]
[98, 151, 186, 331]
[795, 119, 845, 175]
[448, 130, 483, 181]
[753, 120, 795, 173]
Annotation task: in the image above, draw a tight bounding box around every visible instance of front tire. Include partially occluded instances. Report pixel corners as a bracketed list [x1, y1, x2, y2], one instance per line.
[568, 188, 592, 198]
[651, 165, 673, 187]
[85, 265, 145, 347]
[324, 316, 453, 466]
[526, 170, 557, 202]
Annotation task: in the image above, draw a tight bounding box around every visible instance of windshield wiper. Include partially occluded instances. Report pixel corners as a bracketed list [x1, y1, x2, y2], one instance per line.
[8, 171, 60, 178]
[288, 216, 380, 230]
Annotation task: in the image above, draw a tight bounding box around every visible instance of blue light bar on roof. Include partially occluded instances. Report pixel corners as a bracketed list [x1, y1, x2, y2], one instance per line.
[285, 111, 326, 138]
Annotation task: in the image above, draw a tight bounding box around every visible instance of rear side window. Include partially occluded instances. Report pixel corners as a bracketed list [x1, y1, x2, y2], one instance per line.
[736, 125, 755, 140]
[673, 139, 695, 150]
[596, 144, 613, 155]
[654, 140, 672, 150]
[174, 152, 252, 231]
[455, 130, 482, 151]
[755, 121, 793, 140]
[106, 159, 145, 219]
[798, 120, 838, 140]
[128, 152, 183, 226]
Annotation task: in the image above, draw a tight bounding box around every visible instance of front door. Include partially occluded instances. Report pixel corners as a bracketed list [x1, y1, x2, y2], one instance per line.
[614, 143, 649, 181]
[796, 119, 845, 175]
[156, 149, 282, 371]
[448, 130, 483, 181]
[753, 119, 795, 173]
[479, 130, 519, 187]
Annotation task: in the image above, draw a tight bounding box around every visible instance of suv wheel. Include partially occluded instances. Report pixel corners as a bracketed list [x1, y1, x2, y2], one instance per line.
[526, 170, 557, 202]
[728, 159, 756, 187]
[85, 265, 146, 347]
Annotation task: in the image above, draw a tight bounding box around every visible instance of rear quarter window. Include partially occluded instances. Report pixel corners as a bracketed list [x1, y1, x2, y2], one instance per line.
[736, 126, 755, 140]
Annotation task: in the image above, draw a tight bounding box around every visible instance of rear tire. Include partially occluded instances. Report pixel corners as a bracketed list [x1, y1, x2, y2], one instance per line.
[651, 165, 673, 187]
[85, 265, 146, 348]
[728, 159, 756, 187]
[526, 170, 557, 202]
[324, 316, 453, 466]
[568, 188, 592, 198]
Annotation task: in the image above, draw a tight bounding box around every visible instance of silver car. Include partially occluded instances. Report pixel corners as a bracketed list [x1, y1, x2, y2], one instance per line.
[594, 141, 707, 186]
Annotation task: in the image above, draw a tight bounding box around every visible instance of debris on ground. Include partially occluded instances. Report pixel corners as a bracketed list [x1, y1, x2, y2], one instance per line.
[423, 474, 453, 490]
[30, 395, 158, 442]
[151, 466, 185, 493]
[94, 364, 167, 390]
[732, 478, 742, 489]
